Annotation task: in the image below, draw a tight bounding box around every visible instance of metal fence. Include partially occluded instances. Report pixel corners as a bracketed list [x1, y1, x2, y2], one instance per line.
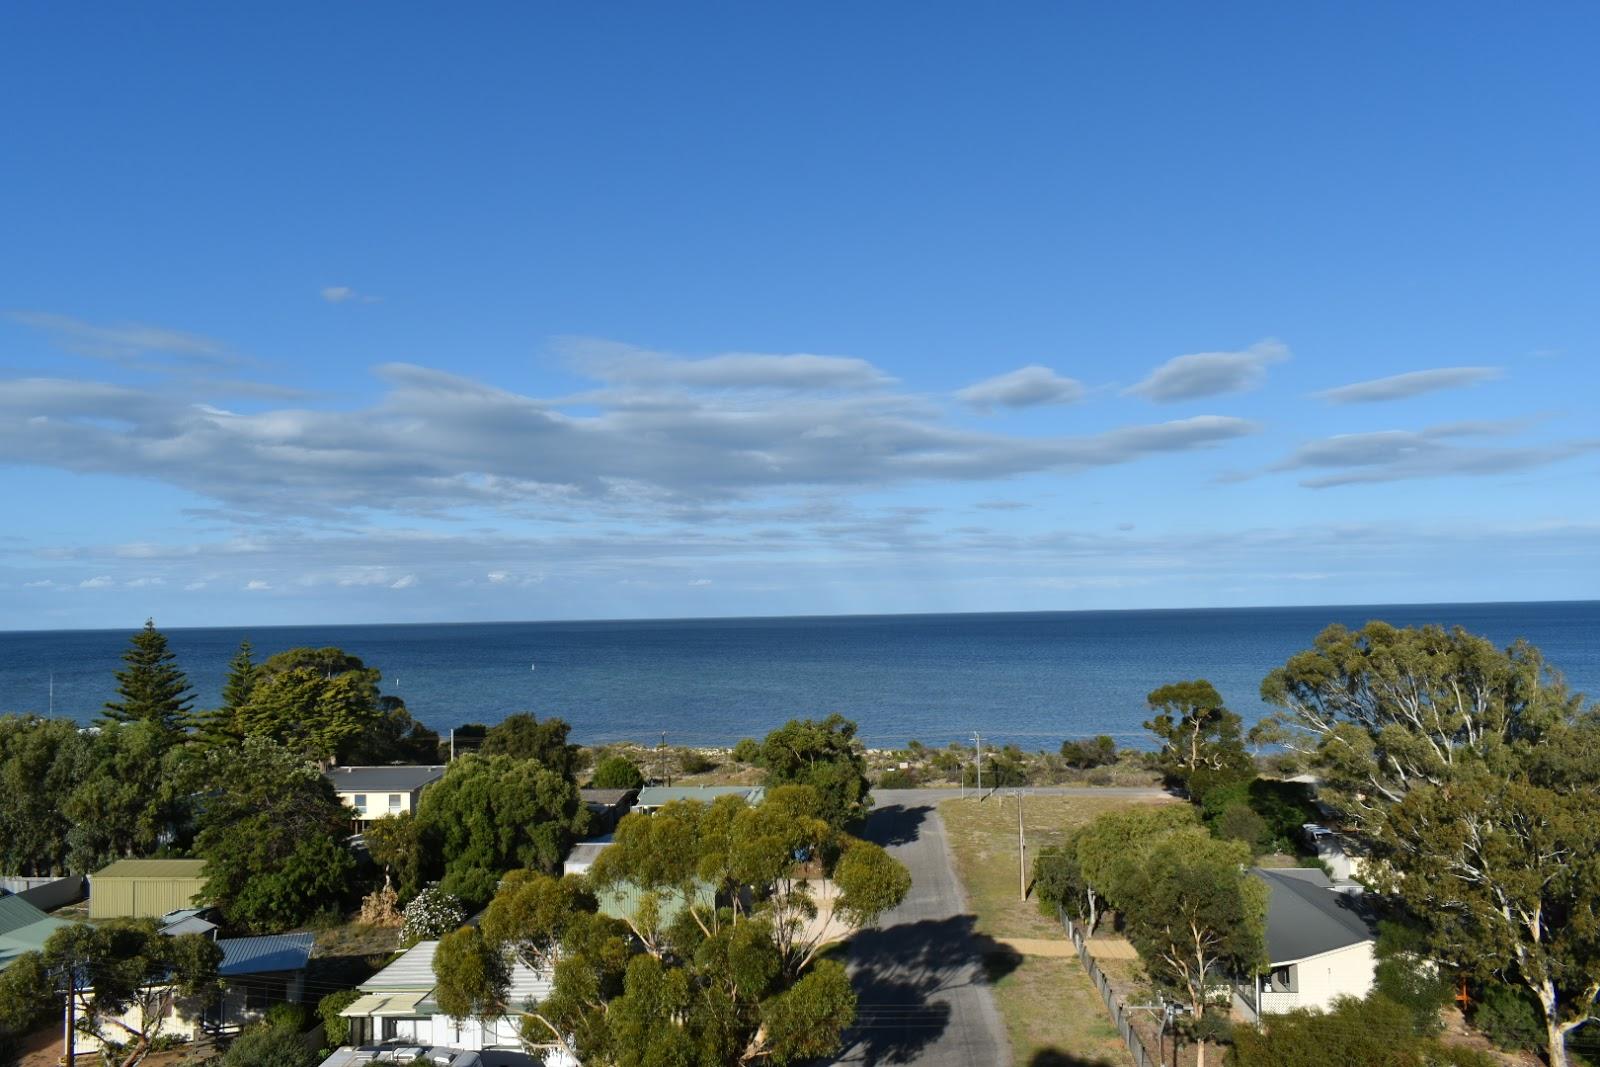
[1061, 914, 1158, 1067]
[1, 874, 87, 910]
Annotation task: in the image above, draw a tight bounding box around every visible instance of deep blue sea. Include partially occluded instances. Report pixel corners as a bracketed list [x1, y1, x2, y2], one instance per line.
[1, 602, 1596, 749]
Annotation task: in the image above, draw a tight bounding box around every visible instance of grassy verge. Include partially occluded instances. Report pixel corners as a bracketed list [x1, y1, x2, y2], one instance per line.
[941, 792, 1176, 1066]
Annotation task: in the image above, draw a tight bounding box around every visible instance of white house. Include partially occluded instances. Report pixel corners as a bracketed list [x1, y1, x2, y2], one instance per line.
[325, 765, 447, 827]
[70, 931, 315, 1056]
[632, 785, 764, 814]
[1238, 867, 1376, 1019]
[334, 939, 577, 1067]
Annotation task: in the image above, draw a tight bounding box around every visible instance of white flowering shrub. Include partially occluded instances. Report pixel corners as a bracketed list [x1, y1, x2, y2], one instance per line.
[399, 885, 466, 944]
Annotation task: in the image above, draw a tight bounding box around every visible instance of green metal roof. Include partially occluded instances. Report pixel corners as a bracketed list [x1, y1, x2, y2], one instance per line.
[93, 859, 208, 879]
[0, 894, 71, 971]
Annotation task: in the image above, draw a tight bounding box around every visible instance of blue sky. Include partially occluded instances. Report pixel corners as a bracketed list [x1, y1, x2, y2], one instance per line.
[2, 3, 1598, 629]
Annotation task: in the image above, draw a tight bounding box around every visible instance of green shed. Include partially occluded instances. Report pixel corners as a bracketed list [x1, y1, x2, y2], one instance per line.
[89, 859, 208, 919]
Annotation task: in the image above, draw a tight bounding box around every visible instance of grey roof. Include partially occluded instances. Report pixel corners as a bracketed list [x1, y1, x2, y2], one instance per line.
[160, 915, 219, 938]
[324, 765, 447, 792]
[0, 894, 71, 971]
[635, 785, 764, 807]
[1253, 868, 1375, 964]
[580, 788, 636, 809]
[217, 932, 315, 976]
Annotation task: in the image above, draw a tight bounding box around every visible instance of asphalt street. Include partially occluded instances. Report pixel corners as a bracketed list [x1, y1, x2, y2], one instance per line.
[830, 787, 1167, 1067]
[829, 789, 1013, 1067]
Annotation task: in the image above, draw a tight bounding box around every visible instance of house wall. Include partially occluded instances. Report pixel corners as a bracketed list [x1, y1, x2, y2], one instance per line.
[70, 973, 305, 1055]
[1276, 941, 1376, 1013]
[335, 787, 422, 823]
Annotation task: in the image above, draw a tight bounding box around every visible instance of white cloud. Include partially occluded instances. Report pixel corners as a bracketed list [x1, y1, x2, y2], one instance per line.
[1266, 421, 1600, 487]
[0, 356, 1259, 520]
[7, 311, 232, 363]
[321, 286, 381, 305]
[688, 578, 712, 586]
[1316, 366, 1502, 404]
[390, 574, 417, 589]
[23, 579, 54, 588]
[125, 577, 164, 587]
[184, 580, 208, 591]
[244, 579, 271, 591]
[1126, 340, 1288, 402]
[78, 575, 113, 588]
[563, 338, 894, 390]
[957, 365, 1084, 411]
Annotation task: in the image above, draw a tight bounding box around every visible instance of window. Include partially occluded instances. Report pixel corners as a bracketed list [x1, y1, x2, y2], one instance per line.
[1270, 966, 1297, 992]
[389, 793, 403, 813]
[352, 793, 367, 813]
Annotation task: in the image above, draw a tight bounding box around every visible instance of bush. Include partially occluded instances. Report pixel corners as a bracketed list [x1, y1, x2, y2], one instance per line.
[264, 1002, 309, 1032]
[1372, 920, 1453, 1035]
[1084, 766, 1116, 787]
[877, 768, 918, 789]
[318, 989, 362, 1047]
[590, 755, 644, 790]
[1059, 735, 1117, 769]
[731, 738, 760, 764]
[217, 1023, 319, 1067]
[677, 749, 716, 775]
[399, 885, 467, 944]
[1472, 981, 1544, 1051]
[1215, 803, 1269, 853]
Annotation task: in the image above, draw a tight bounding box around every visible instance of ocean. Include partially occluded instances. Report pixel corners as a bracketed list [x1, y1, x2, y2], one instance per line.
[1, 601, 1596, 749]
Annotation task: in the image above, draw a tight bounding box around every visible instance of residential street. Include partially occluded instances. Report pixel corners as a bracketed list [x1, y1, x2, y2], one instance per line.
[831, 787, 1167, 1067]
[831, 789, 1011, 1066]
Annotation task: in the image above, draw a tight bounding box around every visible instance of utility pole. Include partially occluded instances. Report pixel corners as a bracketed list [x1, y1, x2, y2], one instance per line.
[63, 963, 75, 1067]
[659, 731, 670, 787]
[449, 728, 455, 762]
[1015, 788, 1027, 900]
[971, 732, 983, 798]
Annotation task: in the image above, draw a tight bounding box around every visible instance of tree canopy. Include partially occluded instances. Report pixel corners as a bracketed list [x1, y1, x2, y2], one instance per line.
[100, 619, 195, 738]
[432, 785, 906, 1066]
[756, 714, 871, 829]
[416, 752, 588, 907]
[1143, 679, 1251, 804]
[234, 647, 384, 760]
[195, 737, 354, 931]
[482, 713, 579, 777]
[590, 754, 645, 790]
[1261, 622, 1600, 1067]
[1231, 994, 1495, 1067]
[0, 919, 221, 1067]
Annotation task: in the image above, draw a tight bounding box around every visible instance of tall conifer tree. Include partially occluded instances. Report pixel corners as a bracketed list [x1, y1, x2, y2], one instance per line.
[195, 639, 257, 746]
[101, 619, 195, 736]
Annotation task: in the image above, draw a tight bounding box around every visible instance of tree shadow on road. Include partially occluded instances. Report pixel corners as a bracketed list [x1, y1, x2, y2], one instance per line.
[859, 803, 932, 848]
[837, 914, 1022, 1065]
[1027, 1051, 1122, 1067]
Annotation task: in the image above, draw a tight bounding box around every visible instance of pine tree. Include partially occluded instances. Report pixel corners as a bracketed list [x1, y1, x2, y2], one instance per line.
[101, 619, 195, 736]
[195, 639, 256, 746]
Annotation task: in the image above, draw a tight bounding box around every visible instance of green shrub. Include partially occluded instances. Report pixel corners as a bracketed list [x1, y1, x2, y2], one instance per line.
[1059, 735, 1117, 769]
[264, 1002, 309, 1032]
[877, 768, 918, 789]
[1372, 921, 1453, 1035]
[590, 755, 644, 790]
[217, 1023, 318, 1067]
[1472, 981, 1544, 1051]
[1215, 803, 1269, 852]
[731, 738, 760, 764]
[318, 989, 362, 1047]
[677, 749, 716, 775]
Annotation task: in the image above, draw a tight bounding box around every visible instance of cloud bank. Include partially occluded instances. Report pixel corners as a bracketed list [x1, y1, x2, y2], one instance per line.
[957, 365, 1085, 410]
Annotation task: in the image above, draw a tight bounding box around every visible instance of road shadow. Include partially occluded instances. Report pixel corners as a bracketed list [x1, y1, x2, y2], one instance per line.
[859, 803, 932, 848]
[1027, 1051, 1121, 1067]
[837, 914, 1022, 1065]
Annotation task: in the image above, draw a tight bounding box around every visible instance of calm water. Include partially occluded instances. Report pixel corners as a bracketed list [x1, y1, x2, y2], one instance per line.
[1, 602, 1596, 748]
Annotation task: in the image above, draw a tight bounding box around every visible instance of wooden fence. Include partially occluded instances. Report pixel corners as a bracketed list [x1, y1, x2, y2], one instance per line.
[1061, 913, 1159, 1067]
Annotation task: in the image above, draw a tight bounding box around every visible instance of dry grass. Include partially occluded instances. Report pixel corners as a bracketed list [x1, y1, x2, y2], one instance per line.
[941, 792, 1177, 1066]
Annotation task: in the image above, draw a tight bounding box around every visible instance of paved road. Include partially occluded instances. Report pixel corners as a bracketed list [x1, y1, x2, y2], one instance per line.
[830, 787, 1168, 1067]
[830, 790, 1013, 1067]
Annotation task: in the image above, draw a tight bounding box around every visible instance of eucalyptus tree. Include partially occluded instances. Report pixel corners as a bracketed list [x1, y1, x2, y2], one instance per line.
[1260, 622, 1599, 1067]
